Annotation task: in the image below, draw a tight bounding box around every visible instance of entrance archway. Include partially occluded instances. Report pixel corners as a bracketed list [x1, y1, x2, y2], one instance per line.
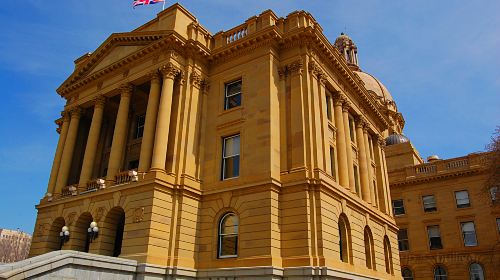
[101, 207, 126, 257]
[71, 212, 93, 252]
[47, 217, 65, 251]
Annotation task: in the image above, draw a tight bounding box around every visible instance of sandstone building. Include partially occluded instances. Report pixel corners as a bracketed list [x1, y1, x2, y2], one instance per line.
[385, 140, 499, 280]
[25, 3, 404, 279]
[0, 229, 32, 264]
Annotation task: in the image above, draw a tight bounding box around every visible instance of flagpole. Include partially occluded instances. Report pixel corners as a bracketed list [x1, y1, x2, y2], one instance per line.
[162, 1, 165, 10]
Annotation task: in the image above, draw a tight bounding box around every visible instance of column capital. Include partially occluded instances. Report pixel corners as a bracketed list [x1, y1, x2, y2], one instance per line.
[159, 63, 180, 79]
[61, 110, 71, 122]
[278, 67, 288, 80]
[377, 134, 386, 147]
[190, 71, 202, 88]
[318, 73, 327, 85]
[288, 60, 303, 76]
[69, 107, 82, 119]
[177, 70, 186, 86]
[201, 80, 210, 95]
[119, 83, 134, 98]
[148, 70, 161, 84]
[355, 115, 367, 128]
[342, 100, 351, 112]
[332, 92, 346, 106]
[94, 96, 106, 109]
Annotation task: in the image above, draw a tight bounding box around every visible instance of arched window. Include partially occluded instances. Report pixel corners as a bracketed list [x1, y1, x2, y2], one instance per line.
[338, 214, 352, 263]
[469, 263, 485, 280]
[102, 207, 126, 257]
[218, 213, 238, 258]
[434, 265, 447, 280]
[364, 227, 376, 269]
[383, 236, 394, 274]
[402, 268, 414, 280]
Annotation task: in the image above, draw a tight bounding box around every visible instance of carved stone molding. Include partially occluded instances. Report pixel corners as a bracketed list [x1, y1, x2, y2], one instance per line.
[332, 91, 346, 106]
[133, 207, 145, 223]
[278, 67, 288, 80]
[308, 61, 325, 79]
[159, 63, 181, 79]
[377, 134, 386, 147]
[200, 80, 210, 94]
[342, 100, 351, 112]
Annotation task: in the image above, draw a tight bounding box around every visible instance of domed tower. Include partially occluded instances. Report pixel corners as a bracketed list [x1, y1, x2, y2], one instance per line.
[334, 33, 406, 140]
[334, 33, 360, 71]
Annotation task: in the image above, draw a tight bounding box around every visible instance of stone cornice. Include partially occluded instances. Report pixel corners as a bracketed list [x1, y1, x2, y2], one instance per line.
[390, 167, 487, 187]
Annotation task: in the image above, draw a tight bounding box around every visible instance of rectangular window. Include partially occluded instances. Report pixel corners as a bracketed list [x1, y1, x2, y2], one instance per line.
[222, 135, 240, 180]
[372, 180, 378, 207]
[397, 229, 409, 251]
[326, 94, 332, 121]
[422, 195, 437, 212]
[354, 165, 360, 195]
[224, 80, 242, 110]
[497, 218, 500, 233]
[134, 114, 145, 139]
[392, 199, 405, 216]
[461, 222, 478, 246]
[455, 190, 470, 208]
[368, 135, 374, 160]
[330, 147, 336, 180]
[427, 225, 443, 250]
[349, 117, 356, 143]
[490, 187, 498, 201]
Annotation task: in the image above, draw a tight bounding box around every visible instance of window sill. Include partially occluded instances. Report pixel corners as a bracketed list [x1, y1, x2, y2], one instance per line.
[218, 255, 238, 259]
[219, 106, 243, 116]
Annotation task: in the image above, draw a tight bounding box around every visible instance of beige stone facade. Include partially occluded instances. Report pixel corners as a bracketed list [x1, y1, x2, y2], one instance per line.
[29, 4, 401, 279]
[386, 143, 500, 279]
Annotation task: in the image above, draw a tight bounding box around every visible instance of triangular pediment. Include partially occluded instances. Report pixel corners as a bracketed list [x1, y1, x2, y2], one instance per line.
[87, 44, 144, 76]
[57, 31, 172, 95]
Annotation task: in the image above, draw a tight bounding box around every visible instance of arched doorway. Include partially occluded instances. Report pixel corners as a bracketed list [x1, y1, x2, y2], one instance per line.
[101, 207, 126, 257]
[47, 217, 65, 251]
[71, 212, 93, 252]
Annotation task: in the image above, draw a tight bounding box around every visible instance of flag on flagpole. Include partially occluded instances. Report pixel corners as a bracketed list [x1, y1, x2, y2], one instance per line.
[132, 0, 164, 9]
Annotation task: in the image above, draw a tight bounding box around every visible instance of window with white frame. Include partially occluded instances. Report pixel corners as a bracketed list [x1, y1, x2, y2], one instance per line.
[397, 229, 409, 251]
[134, 114, 145, 139]
[469, 263, 484, 280]
[402, 268, 414, 280]
[434, 266, 447, 280]
[224, 80, 242, 110]
[490, 186, 498, 202]
[392, 199, 405, 216]
[422, 195, 437, 212]
[222, 135, 240, 180]
[218, 213, 238, 258]
[455, 190, 470, 208]
[427, 225, 443, 249]
[461, 221, 477, 246]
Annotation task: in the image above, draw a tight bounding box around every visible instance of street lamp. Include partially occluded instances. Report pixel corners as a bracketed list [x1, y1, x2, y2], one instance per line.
[87, 221, 99, 242]
[59, 226, 70, 249]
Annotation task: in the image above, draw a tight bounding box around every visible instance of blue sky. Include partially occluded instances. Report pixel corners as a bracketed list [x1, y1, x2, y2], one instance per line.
[0, 1, 498, 233]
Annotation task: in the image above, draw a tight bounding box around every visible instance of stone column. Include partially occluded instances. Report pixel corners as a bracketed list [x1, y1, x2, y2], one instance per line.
[278, 68, 288, 172]
[374, 135, 389, 213]
[78, 96, 106, 188]
[341, 101, 355, 193]
[47, 112, 70, 196]
[55, 107, 82, 193]
[106, 85, 133, 181]
[379, 136, 392, 214]
[363, 127, 376, 206]
[150, 63, 179, 172]
[333, 93, 349, 188]
[355, 116, 371, 204]
[138, 71, 162, 172]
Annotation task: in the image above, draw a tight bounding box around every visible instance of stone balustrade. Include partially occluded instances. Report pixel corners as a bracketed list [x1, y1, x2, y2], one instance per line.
[404, 153, 491, 179]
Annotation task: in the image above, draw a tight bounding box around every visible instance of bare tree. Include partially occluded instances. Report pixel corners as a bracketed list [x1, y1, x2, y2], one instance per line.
[485, 126, 500, 207]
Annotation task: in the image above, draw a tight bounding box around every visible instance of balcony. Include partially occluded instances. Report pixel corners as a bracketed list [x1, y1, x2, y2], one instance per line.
[403, 152, 491, 180]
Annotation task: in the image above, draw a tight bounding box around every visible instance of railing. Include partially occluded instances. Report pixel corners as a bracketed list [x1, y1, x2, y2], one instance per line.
[115, 170, 139, 185]
[61, 184, 78, 198]
[85, 178, 106, 192]
[226, 24, 248, 44]
[405, 153, 491, 179]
